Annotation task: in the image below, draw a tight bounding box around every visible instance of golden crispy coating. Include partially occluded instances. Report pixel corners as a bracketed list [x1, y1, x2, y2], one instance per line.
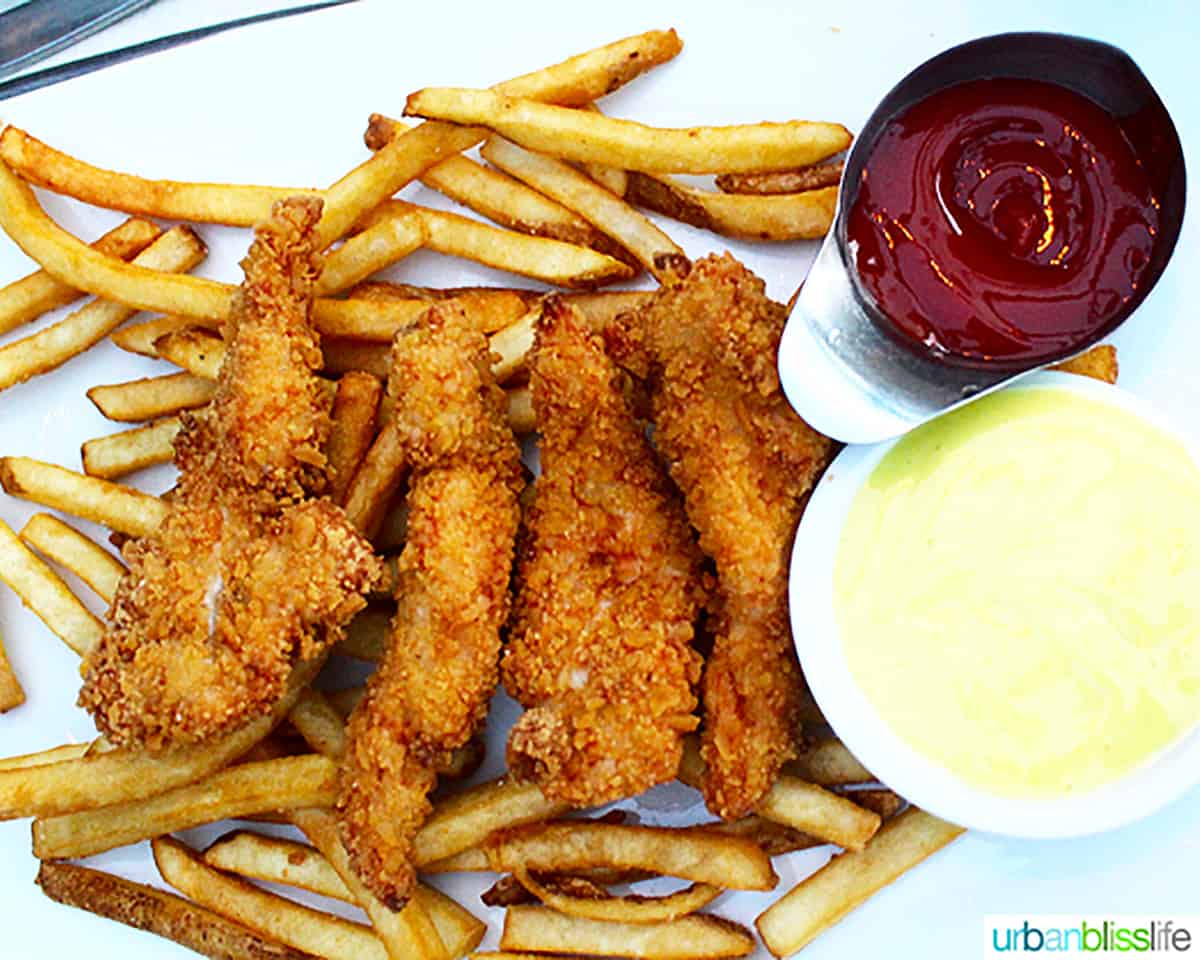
[339, 303, 523, 909]
[79, 198, 382, 751]
[503, 300, 705, 807]
[609, 254, 834, 820]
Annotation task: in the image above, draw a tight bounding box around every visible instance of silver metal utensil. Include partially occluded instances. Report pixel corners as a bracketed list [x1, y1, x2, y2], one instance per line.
[0, 0, 160, 82]
[0, 0, 360, 102]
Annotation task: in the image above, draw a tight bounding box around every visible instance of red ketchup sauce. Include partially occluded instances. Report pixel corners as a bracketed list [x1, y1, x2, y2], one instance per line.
[846, 78, 1161, 367]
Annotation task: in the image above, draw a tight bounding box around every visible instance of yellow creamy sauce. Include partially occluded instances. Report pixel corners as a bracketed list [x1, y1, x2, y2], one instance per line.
[835, 387, 1200, 797]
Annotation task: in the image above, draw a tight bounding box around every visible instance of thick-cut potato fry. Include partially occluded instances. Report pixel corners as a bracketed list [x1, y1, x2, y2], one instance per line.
[317, 209, 427, 296]
[513, 870, 721, 924]
[0, 456, 167, 536]
[846, 789, 905, 822]
[155, 836, 393, 960]
[323, 339, 391, 378]
[489, 303, 541, 383]
[362, 202, 633, 289]
[343, 285, 535, 337]
[0, 741, 93, 771]
[342, 420, 405, 535]
[82, 417, 182, 480]
[0, 125, 314, 226]
[328, 372, 383, 502]
[0, 225, 205, 391]
[487, 823, 776, 891]
[0, 516, 103, 655]
[561, 290, 651, 331]
[704, 816, 822, 858]
[422, 847, 491, 874]
[326, 685, 365, 717]
[292, 807, 453, 960]
[335, 605, 390, 661]
[288, 689, 347, 758]
[33, 754, 339, 859]
[756, 809, 964, 956]
[0, 217, 159, 336]
[154, 328, 225, 380]
[0, 630, 24, 712]
[316, 29, 683, 247]
[481, 138, 684, 280]
[501, 907, 755, 959]
[88, 371, 216, 422]
[19, 513, 126, 604]
[755, 777, 881, 851]
[506, 385, 534, 434]
[38, 861, 319, 960]
[110, 313, 220, 357]
[405, 89, 851, 174]
[414, 778, 569, 867]
[0, 661, 317, 820]
[623, 174, 837, 241]
[203, 831, 485, 960]
[785, 739, 874, 787]
[716, 161, 846, 195]
[1051, 344, 1119, 384]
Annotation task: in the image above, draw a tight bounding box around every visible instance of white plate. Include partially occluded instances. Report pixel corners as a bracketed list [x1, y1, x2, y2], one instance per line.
[791, 372, 1200, 838]
[0, 2, 1196, 958]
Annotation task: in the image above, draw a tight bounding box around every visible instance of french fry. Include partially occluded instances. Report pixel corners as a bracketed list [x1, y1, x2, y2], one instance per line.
[0, 217, 159, 336]
[623, 174, 837, 241]
[716, 160, 846, 194]
[506, 385, 534, 434]
[756, 809, 964, 957]
[19, 513, 126, 604]
[154, 836, 395, 960]
[335, 605, 390, 661]
[317, 208, 427, 296]
[38, 861, 320, 960]
[421, 848, 490, 874]
[32, 754, 338, 860]
[845, 789, 905, 822]
[0, 517, 103, 655]
[753, 778, 881, 852]
[326, 685, 365, 717]
[154, 328, 225, 379]
[500, 907, 755, 959]
[362, 202, 634, 289]
[323, 339, 391, 378]
[81, 417, 182, 480]
[315, 29, 684, 248]
[328, 372, 383, 502]
[481, 138, 684, 280]
[111, 313, 220, 357]
[1051, 343, 1119, 384]
[203, 831, 486, 960]
[562, 290, 651, 332]
[0, 225, 206, 391]
[512, 870, 721, 924]
[0, 629, 24, 712]
[413, 777, 569, 867]
[288, 689, 347, 758]
[342, 421, 405, 535]
[0, 660, 317, 820]
[88, 372, 216, 422]
[0, 741, 93, 771]
[704, 815, 823, 858]
[404, 89, 851, 174]
[0, 456, 167, 536]
[340, 287, 534, 338]
[488, 822, 776, 891]
[0, 125, 314, 226]
[785, 739, 874, 787]
[489, 303, 541, 383]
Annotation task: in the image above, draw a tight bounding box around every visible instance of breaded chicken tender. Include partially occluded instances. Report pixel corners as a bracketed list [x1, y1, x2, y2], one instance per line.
[503, 299, 706, 807]
[609, 254, 834, 820]
[79, 197, 382, 751]
[339, 303, 523, 909]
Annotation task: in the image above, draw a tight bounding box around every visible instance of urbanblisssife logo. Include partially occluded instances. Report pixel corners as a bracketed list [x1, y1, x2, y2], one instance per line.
[985, 916, 1196, 954]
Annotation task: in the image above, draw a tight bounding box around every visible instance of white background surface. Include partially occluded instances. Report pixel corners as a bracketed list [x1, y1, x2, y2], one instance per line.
[0, 1, 1196, 958]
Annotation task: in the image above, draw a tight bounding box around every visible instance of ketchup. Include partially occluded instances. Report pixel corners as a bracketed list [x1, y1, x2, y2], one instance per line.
[846, 78, 1161, 367]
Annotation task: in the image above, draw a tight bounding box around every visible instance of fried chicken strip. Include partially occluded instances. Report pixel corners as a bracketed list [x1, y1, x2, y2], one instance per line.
[339, 303, 523, 909]
[610, 254, 834, 820]
[79, 197, 382, 750]
[503, 299, 705, 806]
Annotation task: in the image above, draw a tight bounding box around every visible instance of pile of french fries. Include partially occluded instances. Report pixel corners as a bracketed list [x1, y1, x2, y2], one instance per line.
[0, 24, 1042, 959]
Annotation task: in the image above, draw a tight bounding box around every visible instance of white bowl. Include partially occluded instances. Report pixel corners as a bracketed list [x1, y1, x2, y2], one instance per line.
[789, 371, 1200, 837]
